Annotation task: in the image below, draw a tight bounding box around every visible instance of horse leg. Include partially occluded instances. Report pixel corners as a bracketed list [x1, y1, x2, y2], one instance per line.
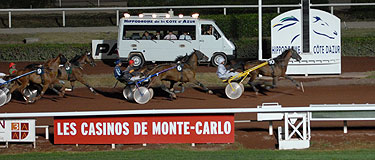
[247, 73, 259, 96]
[52, 79, 65, 97]
[285, 75, 301, 88]
[75, 76, 97, 95]
[160, 83, 176, 100]
[191, 79, 213, 94]
[270, 76, 278, 89]
[70, 81, 75, 91]
[169, 81, 176, 92]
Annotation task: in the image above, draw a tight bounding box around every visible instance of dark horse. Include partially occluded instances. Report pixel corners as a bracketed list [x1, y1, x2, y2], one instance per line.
[145, 50, 213, 99]
[244, 48, 302, 95]
[10, 54, 66, 103]
[57, 52, 97, 94]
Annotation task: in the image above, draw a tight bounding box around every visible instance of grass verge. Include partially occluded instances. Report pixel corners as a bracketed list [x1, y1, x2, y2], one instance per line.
[2, 148, 375, 160]
[366, 71, 375, 79]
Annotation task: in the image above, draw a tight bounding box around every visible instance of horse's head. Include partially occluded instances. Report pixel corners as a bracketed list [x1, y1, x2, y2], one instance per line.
[192, 49, 208, 62]
[48, 54, 66, 69]
[289, 48, 302, 61]
[312, 16, 338, 40]
[84, 52, 96, 67]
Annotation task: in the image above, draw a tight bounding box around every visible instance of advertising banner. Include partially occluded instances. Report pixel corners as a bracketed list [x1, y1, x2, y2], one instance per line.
[54, 114, 234, 144]
[0, 119, 36, 142]
[92, 40, 118, 60]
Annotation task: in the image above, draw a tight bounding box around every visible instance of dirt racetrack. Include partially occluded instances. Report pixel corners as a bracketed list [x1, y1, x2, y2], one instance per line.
[1, 56, 375, 152]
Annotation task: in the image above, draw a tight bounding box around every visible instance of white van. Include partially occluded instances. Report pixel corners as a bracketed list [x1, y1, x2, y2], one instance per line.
[116, 13, 236, 67]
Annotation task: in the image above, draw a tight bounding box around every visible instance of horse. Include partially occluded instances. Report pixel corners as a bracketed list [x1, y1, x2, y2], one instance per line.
[56, 52, 97, 94]
[244, 48, 302, 95]
[145, 49, 213, 99]
[9, 54, 67, 103]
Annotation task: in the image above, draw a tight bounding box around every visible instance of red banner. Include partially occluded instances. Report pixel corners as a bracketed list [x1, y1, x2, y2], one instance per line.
[54, 114, 234, 144]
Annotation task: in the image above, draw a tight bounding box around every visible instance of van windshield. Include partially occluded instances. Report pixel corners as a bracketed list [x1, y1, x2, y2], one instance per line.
[122, 25, 196, 40]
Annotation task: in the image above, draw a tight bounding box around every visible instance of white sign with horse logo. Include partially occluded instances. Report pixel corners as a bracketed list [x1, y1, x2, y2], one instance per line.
[271, 9, 341, 75]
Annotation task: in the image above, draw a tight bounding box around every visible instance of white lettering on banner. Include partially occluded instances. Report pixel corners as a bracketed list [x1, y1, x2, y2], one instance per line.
[63, 122, 69, 135]
[96, 123, 102, 135]
[70, 123, 77, 135]
[123, 122, 130, 135]
[57, 123, 62, 135]
[141, 122, 148, 135]
[184, 122, 190, 135]
[81, 123, 88, 135]
[150, 121, 231, 135]
[195, 122, 202, 135]
[66, 122, 130, 136]
[177, 122, 183, 135]
[89, 122, 95, 135]
[224, 121, 231, 134]
[134, 122, 148, 135]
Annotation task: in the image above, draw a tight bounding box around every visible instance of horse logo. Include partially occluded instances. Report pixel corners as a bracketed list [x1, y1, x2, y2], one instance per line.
[272, 16, 300, 44]
[273, 15, 338, 44]
[311, 16, 338, 39]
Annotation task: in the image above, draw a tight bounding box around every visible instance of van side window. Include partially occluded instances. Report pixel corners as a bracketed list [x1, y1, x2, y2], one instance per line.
[201, 24, 221, 39]
[122, 25, 196, 40]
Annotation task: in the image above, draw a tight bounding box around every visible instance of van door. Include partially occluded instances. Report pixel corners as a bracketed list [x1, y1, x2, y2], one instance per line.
[199, 24, 223, 58]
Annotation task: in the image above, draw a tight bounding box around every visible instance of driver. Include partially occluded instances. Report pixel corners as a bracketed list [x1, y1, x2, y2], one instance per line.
[216, 57, 239, 80]
[114, 59, 142, 83]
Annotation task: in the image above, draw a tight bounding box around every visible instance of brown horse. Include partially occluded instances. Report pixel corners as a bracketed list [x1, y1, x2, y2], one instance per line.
[57, 52, 97, 94]
[145, 50, 212, 99]
[244, 48, 302, 95]
[10, 54, 66, 103]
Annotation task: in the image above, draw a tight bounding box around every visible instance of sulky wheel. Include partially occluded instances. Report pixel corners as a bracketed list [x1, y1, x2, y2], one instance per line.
[225, 82, 244, 100]
[2, 88, 11, 104]
[23, 88, 39, 103]
[0, 89, 7, 107]
[133, 86, 151, 104]
[123, 85, 136, 101]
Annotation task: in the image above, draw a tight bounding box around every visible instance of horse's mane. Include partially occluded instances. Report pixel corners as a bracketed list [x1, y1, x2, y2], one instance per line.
[175, 54, 189, 63]
[274, 49, 292, 61]
[70, 54, 81, 66]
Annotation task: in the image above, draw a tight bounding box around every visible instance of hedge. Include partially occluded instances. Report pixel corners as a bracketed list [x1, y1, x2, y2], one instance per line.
[0, 44, 90, 61]
[201, 13, 278, 39]
[1, 37, 374, 61]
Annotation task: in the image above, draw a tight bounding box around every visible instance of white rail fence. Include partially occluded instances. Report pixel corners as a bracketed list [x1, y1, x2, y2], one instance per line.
[0, 3, 375, 28]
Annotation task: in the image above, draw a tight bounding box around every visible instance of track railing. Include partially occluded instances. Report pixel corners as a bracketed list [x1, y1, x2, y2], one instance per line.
[1, 3, 375, 28]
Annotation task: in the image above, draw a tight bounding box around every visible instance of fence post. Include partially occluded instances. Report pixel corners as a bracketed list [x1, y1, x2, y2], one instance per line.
[98, 0, 100, 7]
[8, 11, 11, 28]
[224, 8, 227, 15]
[116, 10, 119, 26]
[59, 0, 62, 7]
[330, 6, 333, 14]
[62, 11, 66, 27]
[277, 7, 280, 14]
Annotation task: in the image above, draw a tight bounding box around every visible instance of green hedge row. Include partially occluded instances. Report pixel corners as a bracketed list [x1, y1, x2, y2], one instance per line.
[201, 13, 278, 39]
[341, 37, 375, 57]
[0, 37, 374, 61]
[0, 44, 90, 61]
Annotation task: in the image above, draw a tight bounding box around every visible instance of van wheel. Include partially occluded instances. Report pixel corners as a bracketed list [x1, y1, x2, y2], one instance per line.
[129, 54, 144, 67]
[211, 53, 227, 67]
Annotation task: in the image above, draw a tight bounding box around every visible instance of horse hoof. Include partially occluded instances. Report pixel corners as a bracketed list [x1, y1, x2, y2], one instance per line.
[208, 90, 213, 94]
